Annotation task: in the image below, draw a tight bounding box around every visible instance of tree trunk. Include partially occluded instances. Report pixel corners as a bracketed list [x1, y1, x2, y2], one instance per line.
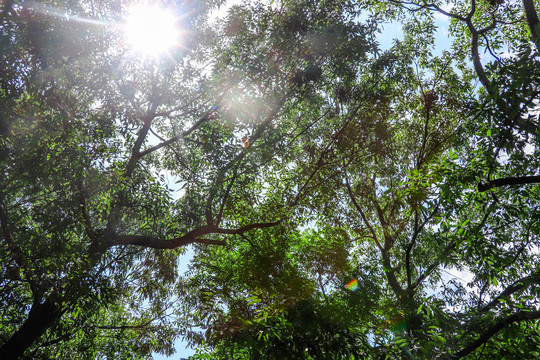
[523, 0, 540, 51]
[1, 298, 62, 359]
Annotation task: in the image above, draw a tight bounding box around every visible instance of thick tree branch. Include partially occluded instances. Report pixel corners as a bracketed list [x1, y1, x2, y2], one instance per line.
[478, 14, 497, 35]
[216, 220, 283, 234]
[480, 270, 540, 312]
[467, 19, 493, 93]
[106, 108, 158, 237]
[125, 113, 156, 177]
[112, 227, 224, 249]
[1, 298, 62, 360]
[450, 310, 540, 359]
[110, 221, 281, 249]
[478, 175, 540, 192]
[373, 197, 392, 249]
[382, 251, 406, 299]
[114, 235, 227, 248]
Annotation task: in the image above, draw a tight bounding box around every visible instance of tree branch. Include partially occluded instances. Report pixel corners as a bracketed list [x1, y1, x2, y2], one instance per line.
[217, 220, 282, 234]
[382, 250, 406, 299]
[412, 240, 456, 289]
[112, 232, 225, 249]
[478, 175, 540, 192]
[450, 310, 540, 359]
[216, 165, 238, 226]
[480, 270, 540, 313]
[386, 0, 466, 21]
[0, 297, 62, 359]
[138, 115, 209, 158]
[125, 113, 156, 177]
[110, 221, 281, 249]
[523, 0, 540, 51]
[344, 174, 382, 251]
[372, 197, 391, 249]
[467, 18, 493, 93]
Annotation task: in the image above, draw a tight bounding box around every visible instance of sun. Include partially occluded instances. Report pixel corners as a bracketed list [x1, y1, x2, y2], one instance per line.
[123, 4, 181, 57]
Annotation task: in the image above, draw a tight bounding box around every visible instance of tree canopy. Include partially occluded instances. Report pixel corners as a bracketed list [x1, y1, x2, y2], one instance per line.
[1, 0, 540, 359]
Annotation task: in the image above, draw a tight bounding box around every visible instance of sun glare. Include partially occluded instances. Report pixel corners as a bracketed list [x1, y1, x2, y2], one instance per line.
[123, 4, 180, 57]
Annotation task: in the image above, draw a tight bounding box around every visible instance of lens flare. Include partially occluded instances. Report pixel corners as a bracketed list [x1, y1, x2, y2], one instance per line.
[345, 278, 358, 291]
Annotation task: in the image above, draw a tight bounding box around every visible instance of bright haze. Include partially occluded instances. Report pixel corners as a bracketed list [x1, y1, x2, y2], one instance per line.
[123, 3, 181, 58]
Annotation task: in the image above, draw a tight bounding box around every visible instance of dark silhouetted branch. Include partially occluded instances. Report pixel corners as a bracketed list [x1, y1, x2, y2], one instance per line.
[111, 221, 281, 249]
[450, 310, 540, 359]
[478, 175, 540, 192]
[0, 298, 62, 359]
[523, 0, 540, 51]
[481, 270, 540, 312]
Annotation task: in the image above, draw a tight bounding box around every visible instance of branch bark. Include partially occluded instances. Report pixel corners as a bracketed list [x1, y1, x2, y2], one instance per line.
[450, 310, 540, 359]
[125, 113, 156, 177]
[110, 221, 281, 249]
[0, 298, 62, 360]
[478, 175, 540, 192]
[382, 251, 406, 299]
[480, 270, 540, 313]
[467, 18, 494, 93]
[523, 0, 540, 51]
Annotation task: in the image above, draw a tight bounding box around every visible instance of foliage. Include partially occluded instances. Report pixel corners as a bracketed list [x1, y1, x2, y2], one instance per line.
[1, 0, 540, 359]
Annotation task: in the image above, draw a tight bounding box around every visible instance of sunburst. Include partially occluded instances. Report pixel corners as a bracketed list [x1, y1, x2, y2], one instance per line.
[123, 3, 181, 58]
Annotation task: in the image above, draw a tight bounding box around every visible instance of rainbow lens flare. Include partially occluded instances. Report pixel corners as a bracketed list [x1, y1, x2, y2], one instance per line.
[346, 279, 358, 291]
